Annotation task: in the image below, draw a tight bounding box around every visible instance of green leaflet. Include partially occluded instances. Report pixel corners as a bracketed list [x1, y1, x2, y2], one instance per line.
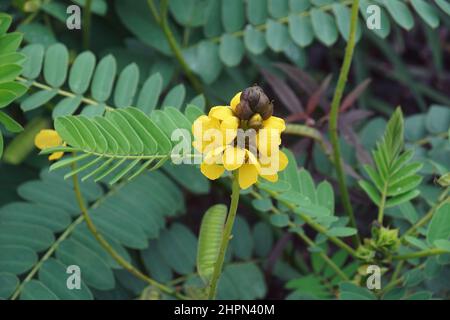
[48, 106, 202, 184]
[427, 203, 450, 245]
[0, 272, 19, 299]
[19, 43, 206, 116]
[43, 43, 68, 88]
[383, 0, 414, 31]
[219, 34, 245, 67]
[310, 9, 338, 46]
[266, 19, 289, 52]
[244, 25, 267, 55]
[21, 280, 59, 300]
[216, 263, 267, 299]
[197, 204, 227, 284]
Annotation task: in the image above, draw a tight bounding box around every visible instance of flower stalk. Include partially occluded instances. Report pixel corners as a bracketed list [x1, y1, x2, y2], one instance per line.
[147, 0, 203, 94]
[83, 0, 92, 49]
[71, 161, 187, 300]
[208, 171, 241, 299]
[328, 0, 360, 246]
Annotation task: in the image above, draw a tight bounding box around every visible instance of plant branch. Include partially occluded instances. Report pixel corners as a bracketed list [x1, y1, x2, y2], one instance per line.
[71, 162, 187, 300]
[10, 215, 85, 300]
[148, 0, 203, 94]
[83, 0, 92, 49]
[377, 183, 388, 224]
[261, 188, 358, 258]
[393, 248, 448, 260]
[293, 227, 350, 281]
[328, 0, 360, 246]
[251, 190, 350, 281]
[400, 188, 449, 241]
[208, 171, 240, 299]
[16, 76, 114, 111]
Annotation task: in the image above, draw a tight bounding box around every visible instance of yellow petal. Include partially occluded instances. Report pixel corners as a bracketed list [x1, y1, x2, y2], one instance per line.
[278, 150, 289, 171]
[238, 164, 259, 189]
[192, 140, 205, 153]
[245, 149, 259, 167]
[220, 116, 239, 144]
[192, 115, 208, 134]
[257, 129, 281, 156]
[35, 129, 63, 150]
[220, 116, 239, 130]
[48, 151, 64, 161]
[201, 162, 225, 180]
[192, 115, 220, 141]
[209, 106, 233, 120]
[204, 145, 226, 164]
[222, 147, 246, 171]
[258, 153, 277, 175]
[263, 116, 286, 132]
[230, 92, 241, 112]
[261, 174, 278, 183]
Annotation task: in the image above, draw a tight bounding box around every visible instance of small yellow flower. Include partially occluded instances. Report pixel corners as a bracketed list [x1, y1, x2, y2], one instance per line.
[34, 129, 64, 160]
[193, 86, 288, 189]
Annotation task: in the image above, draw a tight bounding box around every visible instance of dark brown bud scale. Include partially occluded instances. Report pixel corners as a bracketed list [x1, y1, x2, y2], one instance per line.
[235, 100, 254, 120]
[258, 101, 273, 120]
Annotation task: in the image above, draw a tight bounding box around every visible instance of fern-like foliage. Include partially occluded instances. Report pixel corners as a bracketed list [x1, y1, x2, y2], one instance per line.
[253, 149, 357, 239]
[18, 42, 205, 116]
[41, 104, 203, 184]
[0, 13, 27, 157]
[171, 0, 450, 84]
[0, 168, 185, 299]
[359, 108, 423, 211]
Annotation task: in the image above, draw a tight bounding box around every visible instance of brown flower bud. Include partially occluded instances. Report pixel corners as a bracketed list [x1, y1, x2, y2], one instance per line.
[242, 86, 264, 111]
[241, 85, 273, 120]
[258, 101, 273, 120]
[235, 100, 254, 120]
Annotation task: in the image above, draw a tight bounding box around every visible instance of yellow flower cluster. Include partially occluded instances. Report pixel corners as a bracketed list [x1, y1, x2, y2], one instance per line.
[192, 91, 288, 189]
[34, 129, 64, 160]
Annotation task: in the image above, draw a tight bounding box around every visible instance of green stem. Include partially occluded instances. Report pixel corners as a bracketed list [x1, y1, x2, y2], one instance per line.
[262, 188, 358, 258]
[387, 260, 404, 290]
[208, 171, 240, 300]
[400, 189, 449, 241]
[146, 0, 161, 24]
[148, 0, 203, 94]
[16, 76, 114, 111]
[377, 184, 388, 224]
[328, 0, 360, 246]
[296, 230, 350, 281]
[381, 263, 426, 295]
[393, 248, 448, 261]
[83, 0, 92, 49]
[71, 163, 187, 300]
[251, 190, 350, 281]
[10, 215, 85, 300]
